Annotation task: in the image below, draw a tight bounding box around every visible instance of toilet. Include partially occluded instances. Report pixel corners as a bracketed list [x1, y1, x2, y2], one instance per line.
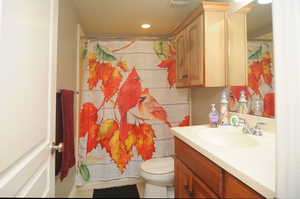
[140, 157, 174, 198]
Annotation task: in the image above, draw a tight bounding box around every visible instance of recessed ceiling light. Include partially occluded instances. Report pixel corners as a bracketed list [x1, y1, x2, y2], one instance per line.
[257, 0, 272, 4]
[141, 24, 151, 29]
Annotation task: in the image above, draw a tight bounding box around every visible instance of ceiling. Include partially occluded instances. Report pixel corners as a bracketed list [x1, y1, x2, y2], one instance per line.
[247, 3, 272, 39]
[74, 0, 272, 37]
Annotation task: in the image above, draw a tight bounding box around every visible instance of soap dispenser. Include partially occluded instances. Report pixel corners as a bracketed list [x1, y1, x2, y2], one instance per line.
[238, 90, 249, 114]
[220, 90, 229, 125]
[209, 104, 219, 128]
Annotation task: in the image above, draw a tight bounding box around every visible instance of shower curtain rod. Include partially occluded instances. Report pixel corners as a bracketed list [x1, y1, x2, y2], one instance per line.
[80, 34, 172, 41]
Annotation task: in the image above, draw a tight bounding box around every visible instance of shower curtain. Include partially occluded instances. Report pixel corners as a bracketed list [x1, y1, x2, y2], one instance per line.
[77, 40, 190, 184]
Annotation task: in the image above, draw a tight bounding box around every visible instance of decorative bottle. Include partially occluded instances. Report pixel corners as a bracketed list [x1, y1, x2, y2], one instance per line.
[238, 90, 249, 114]
[220, 90, 229, 125]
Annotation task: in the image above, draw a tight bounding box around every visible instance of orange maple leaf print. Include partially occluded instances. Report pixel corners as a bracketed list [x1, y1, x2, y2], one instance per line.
[117, 59, 129, 72]
[110, 130, 133, 173]
[79, 102, 100, 153]
[263, 93, 275, 117]
[136, 124, 156, 161]
[87, 54, 100, 90]
[179, 115, 190, 127]
[80, 102, 98, 137]
[99, 68, 122, 109]
[158, 45, 176, 88]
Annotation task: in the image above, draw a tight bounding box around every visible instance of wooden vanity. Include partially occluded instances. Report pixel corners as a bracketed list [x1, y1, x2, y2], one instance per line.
[175, 138, 265, 199]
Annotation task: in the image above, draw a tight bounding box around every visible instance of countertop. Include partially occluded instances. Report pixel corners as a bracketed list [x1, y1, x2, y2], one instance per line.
[171, 125, 275, 198]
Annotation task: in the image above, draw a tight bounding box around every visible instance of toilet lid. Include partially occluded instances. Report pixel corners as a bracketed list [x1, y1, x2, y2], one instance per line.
[141, 157, 174, 175]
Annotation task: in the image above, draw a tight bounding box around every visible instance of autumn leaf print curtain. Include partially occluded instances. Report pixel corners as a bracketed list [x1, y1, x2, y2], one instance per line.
[77, 40, 190, 183]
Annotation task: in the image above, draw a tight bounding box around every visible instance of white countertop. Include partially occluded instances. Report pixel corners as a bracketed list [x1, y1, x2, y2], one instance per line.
[171, 125, 275, 199]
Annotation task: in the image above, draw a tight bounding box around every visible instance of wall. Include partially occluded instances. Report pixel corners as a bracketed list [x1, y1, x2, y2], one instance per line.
[191, 87, 223, 125]
[55, 0, 80, 197]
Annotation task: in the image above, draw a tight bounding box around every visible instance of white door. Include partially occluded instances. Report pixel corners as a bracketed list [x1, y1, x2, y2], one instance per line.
[0, 0, 58, 197]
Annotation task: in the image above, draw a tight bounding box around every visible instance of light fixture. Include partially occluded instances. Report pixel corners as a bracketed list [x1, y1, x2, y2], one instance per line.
[257, 0, 272, 4]
[141, 24, 151, 29]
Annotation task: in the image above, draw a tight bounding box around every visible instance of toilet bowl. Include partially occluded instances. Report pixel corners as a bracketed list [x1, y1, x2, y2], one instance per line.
[140, 157, 174, 198]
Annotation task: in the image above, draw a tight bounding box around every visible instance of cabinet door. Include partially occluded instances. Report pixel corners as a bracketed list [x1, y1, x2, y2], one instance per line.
[176, 31, 189, 87]
[186, 15, 204, 87]
[192, 175, 219, 199]
[227, 12, 248, 86]
[175, 158, 192, 198]
[223, 172, 265, 199]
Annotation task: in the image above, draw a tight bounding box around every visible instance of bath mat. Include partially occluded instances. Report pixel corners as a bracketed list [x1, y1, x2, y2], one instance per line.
[93, 184, 139, 198]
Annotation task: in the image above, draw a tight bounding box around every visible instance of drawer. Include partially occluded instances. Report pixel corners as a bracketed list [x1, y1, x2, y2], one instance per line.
[223, 172, 265, 199]
[175, 138, 223, 196]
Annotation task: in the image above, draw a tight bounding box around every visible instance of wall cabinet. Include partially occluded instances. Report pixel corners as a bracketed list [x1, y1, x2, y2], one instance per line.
[174, 2, 251, 88]
[176, 30, 189, 87]
[227, 6, 252, 86]
[175, 2, 228, 88]
[175, 138, 265, 199]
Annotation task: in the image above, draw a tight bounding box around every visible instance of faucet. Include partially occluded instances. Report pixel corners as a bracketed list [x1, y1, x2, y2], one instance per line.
[238, 118, 265, 136]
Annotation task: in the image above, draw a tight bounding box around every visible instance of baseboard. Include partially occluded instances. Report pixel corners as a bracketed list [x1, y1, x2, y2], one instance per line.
[68, 183, 77, 198]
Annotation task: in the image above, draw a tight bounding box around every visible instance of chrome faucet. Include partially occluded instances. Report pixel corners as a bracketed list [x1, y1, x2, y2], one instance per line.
[238, 118, 265, 136]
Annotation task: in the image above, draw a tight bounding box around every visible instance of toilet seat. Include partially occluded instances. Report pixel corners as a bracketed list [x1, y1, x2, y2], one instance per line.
[141, 157, 174, 175]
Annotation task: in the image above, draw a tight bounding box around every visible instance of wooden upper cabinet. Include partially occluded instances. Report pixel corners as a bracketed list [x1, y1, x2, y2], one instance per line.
[174, 2, 229, 88]
[176, 30, 189, 88]
[227, 6, 252, 86]
[186, 15, 204, 87]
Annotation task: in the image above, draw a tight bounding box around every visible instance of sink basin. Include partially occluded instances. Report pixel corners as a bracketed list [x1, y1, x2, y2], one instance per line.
[195, 126, 258, 148]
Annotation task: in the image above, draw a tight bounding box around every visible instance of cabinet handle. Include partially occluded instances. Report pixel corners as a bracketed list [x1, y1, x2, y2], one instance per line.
[183, 184, 189, 190]
[182, 74, 188, 79]
[188, 191, 194, 197]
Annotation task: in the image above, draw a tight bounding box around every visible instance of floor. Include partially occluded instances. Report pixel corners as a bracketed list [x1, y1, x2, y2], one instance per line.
[72, 179, 145, 198]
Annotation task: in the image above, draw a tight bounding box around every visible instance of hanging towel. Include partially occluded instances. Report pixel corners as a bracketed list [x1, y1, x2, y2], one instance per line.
[60, 89, 76, 181]
[55, 92, 63, 176]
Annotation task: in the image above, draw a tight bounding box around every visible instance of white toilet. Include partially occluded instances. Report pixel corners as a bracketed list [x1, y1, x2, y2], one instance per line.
[140, 157, 174, 198]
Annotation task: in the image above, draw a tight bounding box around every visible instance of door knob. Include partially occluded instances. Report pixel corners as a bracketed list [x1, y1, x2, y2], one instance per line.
[51, 142, 64, 154]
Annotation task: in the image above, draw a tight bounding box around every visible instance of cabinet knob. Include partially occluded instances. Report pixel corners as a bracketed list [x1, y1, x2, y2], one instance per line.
[182, 74, 188, 79]
[188, 191, 194, 197]
[183, 184, 189, 190]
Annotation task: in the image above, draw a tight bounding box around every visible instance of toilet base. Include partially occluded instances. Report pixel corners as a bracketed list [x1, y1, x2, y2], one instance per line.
[144, 183, 174, 198]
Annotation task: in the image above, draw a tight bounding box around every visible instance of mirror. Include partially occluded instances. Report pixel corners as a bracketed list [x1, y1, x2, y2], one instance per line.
[228, 1, 274, 118]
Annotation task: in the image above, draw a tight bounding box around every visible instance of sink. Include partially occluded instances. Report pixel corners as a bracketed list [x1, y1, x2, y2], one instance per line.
[195, 126, 258, 148]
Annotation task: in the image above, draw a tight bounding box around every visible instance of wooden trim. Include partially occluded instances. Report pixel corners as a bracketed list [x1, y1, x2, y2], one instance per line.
[80, 34, 171, 41]
[171, 4, 203, 36]
[170, 1, 230, 36]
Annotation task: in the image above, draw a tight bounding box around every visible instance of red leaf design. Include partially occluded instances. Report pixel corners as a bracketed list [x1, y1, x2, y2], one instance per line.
[80, 103, 98, 138]
[179, 115, 190, 127]
[263, 93, 275, 117]
[136, 124, 156, 161]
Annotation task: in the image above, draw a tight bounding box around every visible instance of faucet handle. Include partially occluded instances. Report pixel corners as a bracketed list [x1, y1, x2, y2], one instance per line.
[238, 118, 246, 126]
[255, 122, 266, 129]
[254, 122, 266, 136]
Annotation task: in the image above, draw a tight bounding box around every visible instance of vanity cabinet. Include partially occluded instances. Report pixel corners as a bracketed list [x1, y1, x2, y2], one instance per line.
[175, 138, 265, 199]
[175, 158, 218, 198]
[175, 2, 228, 88]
